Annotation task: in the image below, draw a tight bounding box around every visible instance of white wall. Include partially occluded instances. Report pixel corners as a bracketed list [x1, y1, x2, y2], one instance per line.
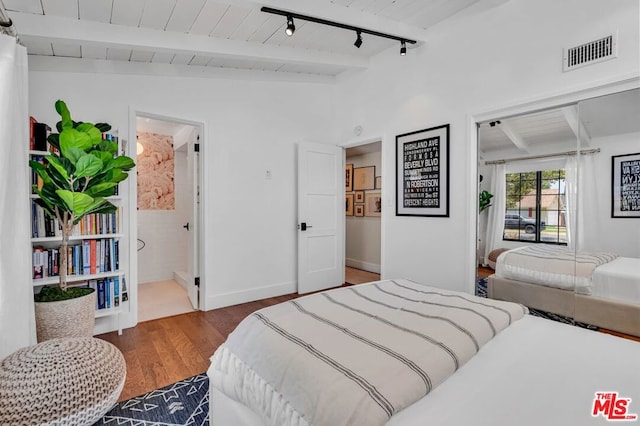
[335, 0, 639, 293]
[580, 132, 640, 257]
[346, 151, 382, 272]
[28, 72, 337, 331]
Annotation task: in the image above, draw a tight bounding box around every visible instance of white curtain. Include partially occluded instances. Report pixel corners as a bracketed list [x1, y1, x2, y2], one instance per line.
[564, 155, 578, 248]
[0, 34, 34, 358]
[575, 153, 598, 252]
[483, 164, 506, 265]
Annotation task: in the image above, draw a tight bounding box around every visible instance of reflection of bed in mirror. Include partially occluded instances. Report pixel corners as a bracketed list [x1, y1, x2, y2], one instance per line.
[487, 245, 640, 337]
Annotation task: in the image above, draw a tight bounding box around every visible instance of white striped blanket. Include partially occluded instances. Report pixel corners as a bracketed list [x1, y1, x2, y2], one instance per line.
[209, 279, 528, 426]
[496, 246, 618, 293]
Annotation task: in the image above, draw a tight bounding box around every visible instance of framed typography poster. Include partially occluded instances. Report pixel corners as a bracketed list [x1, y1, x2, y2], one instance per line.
[396, 124, 449, 217]
[612, 152, 640, 218]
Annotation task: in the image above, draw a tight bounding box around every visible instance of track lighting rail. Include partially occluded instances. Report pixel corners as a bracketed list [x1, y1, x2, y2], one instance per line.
[261, 6, 417, 46]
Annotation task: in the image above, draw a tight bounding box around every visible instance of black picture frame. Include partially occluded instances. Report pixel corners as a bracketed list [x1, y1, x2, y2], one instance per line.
[396, 124, 450, 217]
[612, 152, 640, 218]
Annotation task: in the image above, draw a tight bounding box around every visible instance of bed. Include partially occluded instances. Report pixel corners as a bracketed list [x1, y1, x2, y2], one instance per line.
[488, 245, 640, 337]
[207, 279, 640, 425]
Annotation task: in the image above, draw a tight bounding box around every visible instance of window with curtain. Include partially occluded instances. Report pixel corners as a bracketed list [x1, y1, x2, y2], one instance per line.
[503, 169, 567, 244]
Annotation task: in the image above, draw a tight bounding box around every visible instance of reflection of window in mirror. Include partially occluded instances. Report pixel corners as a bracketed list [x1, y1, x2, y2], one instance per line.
[477, 88, 640, 340]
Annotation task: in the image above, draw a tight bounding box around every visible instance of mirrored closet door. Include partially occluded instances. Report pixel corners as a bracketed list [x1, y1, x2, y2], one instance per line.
[477, 88, 640, 338]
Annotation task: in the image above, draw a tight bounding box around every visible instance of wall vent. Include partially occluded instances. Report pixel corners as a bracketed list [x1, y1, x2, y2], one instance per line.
[563, 33, 617, 72]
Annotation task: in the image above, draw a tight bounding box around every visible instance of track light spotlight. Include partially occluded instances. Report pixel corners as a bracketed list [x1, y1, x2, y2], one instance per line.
[400, 40, 407, 56]
[285, 15, 295, 36]
[354, 31, 363, 48]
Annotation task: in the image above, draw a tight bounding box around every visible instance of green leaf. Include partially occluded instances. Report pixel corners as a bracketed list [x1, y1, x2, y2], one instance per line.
[45, 155, 70, 181]
[90, 150, 113, 164]
[33, 190, 59, 218]
[104, 169, 128, 183]
[29, 161, 53, 186]
[95, 123, 112, 133]
[60, 128, 93, 154]
[76, 122, 103, 144]
[56, 190, 95, 217]
[65, 147, 85, 165]
[85, 182, 117, 197]
[74, 155, 103, 178]
[47, 133, 60, 150]
[98, 140, 118, 154]
[55, 100, 72, 129]
[106, 156, 135, 171]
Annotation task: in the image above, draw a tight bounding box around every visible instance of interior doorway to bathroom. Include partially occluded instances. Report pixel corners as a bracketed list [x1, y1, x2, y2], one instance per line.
[135, 114, 201, 322]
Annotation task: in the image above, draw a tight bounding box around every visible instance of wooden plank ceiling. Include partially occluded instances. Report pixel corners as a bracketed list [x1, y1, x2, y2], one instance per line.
[5, 0, 489, 78]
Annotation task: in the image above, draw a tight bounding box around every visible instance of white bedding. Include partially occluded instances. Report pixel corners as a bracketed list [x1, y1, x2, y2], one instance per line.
[495, 246, 619, 294]
[495, 246, 640, 304]
[208, 279, 527, 426]
[592, 257, 640, 304]
[211, 315, 640, 426]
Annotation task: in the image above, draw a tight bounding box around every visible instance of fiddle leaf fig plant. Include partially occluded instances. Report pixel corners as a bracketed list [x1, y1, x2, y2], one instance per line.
[30, 100, 135, 296]
[479, 190, 494, 213]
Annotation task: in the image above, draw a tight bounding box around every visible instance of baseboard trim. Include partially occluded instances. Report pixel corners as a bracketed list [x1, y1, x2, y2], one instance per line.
[346, 259, 381, 274]
[173, 271, 188, 291]
[205, 280, 297, 311]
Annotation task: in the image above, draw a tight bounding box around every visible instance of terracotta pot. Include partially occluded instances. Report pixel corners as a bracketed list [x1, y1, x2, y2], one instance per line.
[34, 291, 96, 342]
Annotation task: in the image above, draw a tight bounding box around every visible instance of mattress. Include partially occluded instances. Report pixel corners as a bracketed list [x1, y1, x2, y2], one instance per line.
[211, 315, 640, 426]
[208, 279, 527, 426]
[495, 246, 618, 294]
[592, 257, 640, 304]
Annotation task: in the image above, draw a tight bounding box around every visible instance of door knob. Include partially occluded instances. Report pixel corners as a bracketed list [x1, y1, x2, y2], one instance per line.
[299, 222, 313, 231]
[183, 223, 189, 231]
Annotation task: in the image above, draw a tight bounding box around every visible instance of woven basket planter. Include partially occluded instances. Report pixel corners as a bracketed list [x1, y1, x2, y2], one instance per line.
[34, 290, 96, 342]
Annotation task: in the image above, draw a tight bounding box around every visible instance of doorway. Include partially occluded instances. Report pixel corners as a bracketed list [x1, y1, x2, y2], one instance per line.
[345, 141, 382, 285]
[135, 114, 201, 322]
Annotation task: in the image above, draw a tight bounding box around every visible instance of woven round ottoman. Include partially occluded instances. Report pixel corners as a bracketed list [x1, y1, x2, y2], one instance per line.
[488, 247, 510, 270]
[0, 337, 126, 425]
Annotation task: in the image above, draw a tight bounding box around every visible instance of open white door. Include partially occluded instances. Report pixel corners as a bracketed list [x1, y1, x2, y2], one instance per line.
[297, 142, 344, 294]
[186, 131, 200, 309]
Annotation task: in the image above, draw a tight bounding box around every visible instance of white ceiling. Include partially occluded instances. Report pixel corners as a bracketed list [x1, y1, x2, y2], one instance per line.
[479, 88, 640, 161]
[4, 0, 502, 79]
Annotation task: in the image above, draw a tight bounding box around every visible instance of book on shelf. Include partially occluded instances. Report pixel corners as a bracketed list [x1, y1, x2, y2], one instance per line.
[32, 246, 44, 279]
[32, 202, 120, 238]
[31, 238, 119, 280]
[97, 279, 106, 309]
[114, 277, 120, 307]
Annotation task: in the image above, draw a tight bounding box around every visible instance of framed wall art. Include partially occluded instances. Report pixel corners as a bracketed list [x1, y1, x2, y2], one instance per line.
[396, 124, 449, 217]
[612, 152, 640, 218]
[355, 190, 365, 203]
[364, 191, 382, 217]
[345, 163, 354, 192]
[346, 193, 354, 216]
[375, 176, 382, 189]
[353, 166, 375, 190]
[355, 205, 364, 217]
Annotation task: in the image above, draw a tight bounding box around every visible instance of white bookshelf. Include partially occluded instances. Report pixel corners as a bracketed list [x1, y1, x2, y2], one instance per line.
[29, 131, 129, 336]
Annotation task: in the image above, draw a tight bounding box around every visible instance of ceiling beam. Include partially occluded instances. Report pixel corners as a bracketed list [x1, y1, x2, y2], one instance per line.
[9, 11, 368, 70]
[498, 121, 530, 153]
[27, 55, 336, 84]
[561, 105, 591, 147]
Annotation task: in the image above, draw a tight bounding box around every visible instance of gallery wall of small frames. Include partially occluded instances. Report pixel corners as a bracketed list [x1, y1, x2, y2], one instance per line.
[345, 163, 381, 217]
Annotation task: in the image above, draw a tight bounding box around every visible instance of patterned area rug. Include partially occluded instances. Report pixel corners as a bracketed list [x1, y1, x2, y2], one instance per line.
[95, 374, 209, 425]
[476, 277, 597, 330]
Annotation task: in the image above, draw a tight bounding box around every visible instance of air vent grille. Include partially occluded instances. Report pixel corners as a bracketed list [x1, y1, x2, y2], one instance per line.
[563, 34, 617, 71]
